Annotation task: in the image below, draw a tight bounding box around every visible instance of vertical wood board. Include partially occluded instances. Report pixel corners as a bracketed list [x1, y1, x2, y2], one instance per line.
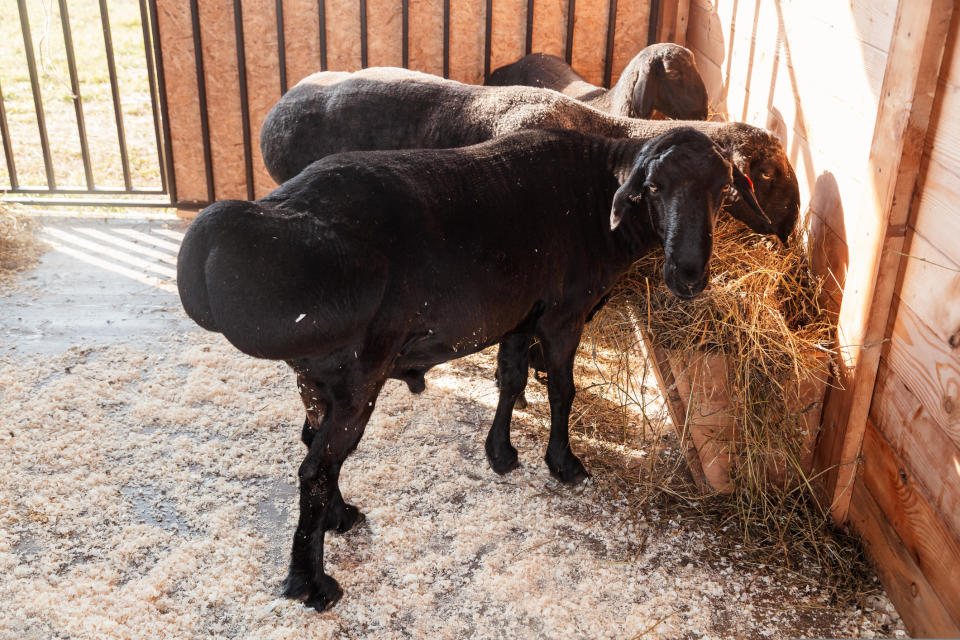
[155, 0, 207, 204]
[240, 0, 282, 198]
[197, 0, 246, 201]
[489, 0, 527, 74]
[407, 0, 444, 76]
[871, 363, 960, 541]
[282, 0, 322, 86]
[859, 421, 960, 626]
[609, 0, 650, 86]
[570, 0, 608, 86]
[325, 0, 363, 70]
[849, 480, 960, 637]
[367, 0, 403, 67]
[530, 0, 568, 58]
[448, 0, 485, 83]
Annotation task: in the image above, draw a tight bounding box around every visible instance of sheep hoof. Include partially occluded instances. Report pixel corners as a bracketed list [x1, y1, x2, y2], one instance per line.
[325, 501, 365, 534]
[486, 443, 520, 475]
[304, 575, 343, 612]
[334, 504, 365, 534]
[514, 393, 529, 410]
[282, 571, 343, 611]
[546, 452, 590, 484]
[280, 568, 313, 601]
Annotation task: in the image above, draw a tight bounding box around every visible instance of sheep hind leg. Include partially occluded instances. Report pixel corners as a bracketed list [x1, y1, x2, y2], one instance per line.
[282, 373, 382, 611]
[485, 332, 531, 474]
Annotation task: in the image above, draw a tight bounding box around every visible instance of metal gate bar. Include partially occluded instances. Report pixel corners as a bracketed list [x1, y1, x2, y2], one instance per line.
[147, 0, 177, 203]
[276, 0, 289, 93]
[139, 0, 171, 198]
[233, 0, 255, 201]
[360, 0, 369, 68]
[99, 0, 134, 191]
[603, 0, 619, 88]
[0, 78, 18, 191]
[318, 0, 328, 71]
[57, 0, 94, 190]
[189, 0, 216, 203]
[565, 0, 576, 63]
[401, 0, 408, 68]
[16, 0, 56, 190]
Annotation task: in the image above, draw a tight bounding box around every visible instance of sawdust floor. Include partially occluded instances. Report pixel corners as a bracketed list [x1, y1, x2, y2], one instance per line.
[0, 217, 906, 639]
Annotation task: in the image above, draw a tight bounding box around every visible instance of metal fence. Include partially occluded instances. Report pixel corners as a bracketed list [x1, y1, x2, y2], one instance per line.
[0, 0, 173, 207]
[1, 0, 664, 209]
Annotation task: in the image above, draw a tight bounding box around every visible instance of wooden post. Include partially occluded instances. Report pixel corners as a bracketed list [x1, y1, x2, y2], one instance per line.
[657, 0, 689, 45]
[821, 0, 954, 523]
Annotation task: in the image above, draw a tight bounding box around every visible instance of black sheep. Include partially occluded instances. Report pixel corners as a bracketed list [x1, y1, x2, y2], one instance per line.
[178, 128, 766, 610]
[486, 43, 709, 120]
[260, 67, 798, 243]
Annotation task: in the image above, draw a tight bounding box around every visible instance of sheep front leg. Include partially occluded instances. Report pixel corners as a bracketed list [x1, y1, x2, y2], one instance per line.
[282, 376, 381, 611]
[538, 327, 590, 484]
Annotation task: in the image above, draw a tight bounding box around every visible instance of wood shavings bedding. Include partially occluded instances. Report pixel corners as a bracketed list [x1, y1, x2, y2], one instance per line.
[0, 331, 905, 639]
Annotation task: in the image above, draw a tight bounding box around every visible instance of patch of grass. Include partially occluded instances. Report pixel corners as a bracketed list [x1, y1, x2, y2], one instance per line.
[0, 202, 44, 281]
[0, 0, 161, 191]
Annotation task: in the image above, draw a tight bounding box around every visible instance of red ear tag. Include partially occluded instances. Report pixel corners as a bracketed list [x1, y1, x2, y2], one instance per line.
[744, 174, 754, 191]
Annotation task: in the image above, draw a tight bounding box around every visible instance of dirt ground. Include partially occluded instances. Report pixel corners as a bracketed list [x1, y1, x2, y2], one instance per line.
[0, 216, 907, 639]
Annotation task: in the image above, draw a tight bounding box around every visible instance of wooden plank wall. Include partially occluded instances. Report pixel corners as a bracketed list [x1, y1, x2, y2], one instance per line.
[155, 0, 660, 205]
[687, 1, 960, 634]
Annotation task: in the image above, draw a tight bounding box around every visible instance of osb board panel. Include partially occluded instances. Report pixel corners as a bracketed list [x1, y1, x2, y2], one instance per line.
[871, 364, 960, 544]
[884, 297, 960, 449]
[367, 0, 403, 67]
[325, 0, 363, 70]
[282, 0, 323, 86]
[859, 420, 960, 626]
[155, 1, 207, 204]
[241, 0, 283, 198]
[489, 0, 527, 73]
[407, 0, 444, 76]
[610, 0, 650, 86]
[530, 0, 568, 59]
[196, 0, 247, 201]
[570, 0, 609, 86]
[448, 0, 485, 84]
[849, 480, 960, 638]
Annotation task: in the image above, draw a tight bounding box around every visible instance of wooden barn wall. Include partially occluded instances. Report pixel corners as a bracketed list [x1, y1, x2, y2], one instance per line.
[687, 1, 960, 635]
[155, 0, 663, 205]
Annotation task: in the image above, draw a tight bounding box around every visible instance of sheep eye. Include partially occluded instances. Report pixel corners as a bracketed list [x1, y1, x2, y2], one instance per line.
[646, 183, 660, 193]
[761, 169, 774, 180]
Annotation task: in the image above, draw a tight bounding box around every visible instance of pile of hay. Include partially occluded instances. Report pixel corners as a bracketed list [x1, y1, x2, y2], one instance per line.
[577, 218, 876, 600]
[0, 204, 42, 282]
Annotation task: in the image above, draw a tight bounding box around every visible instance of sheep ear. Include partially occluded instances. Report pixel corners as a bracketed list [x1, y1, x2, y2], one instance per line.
[630, 58, 661, 119]
[731, 164, 771, 224]
[610, 182, 638, 231]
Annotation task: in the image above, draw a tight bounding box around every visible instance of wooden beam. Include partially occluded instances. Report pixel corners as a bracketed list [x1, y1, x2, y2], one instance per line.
[673, 0, 689, 46]
[824, 0, 954, 523]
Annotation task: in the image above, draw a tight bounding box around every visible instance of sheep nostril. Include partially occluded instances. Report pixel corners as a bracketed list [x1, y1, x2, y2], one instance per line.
[678, 264, 701, 284]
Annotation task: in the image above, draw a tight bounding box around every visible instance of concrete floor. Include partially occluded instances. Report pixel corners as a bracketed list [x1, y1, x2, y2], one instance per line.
[1, 216, 194, 357]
